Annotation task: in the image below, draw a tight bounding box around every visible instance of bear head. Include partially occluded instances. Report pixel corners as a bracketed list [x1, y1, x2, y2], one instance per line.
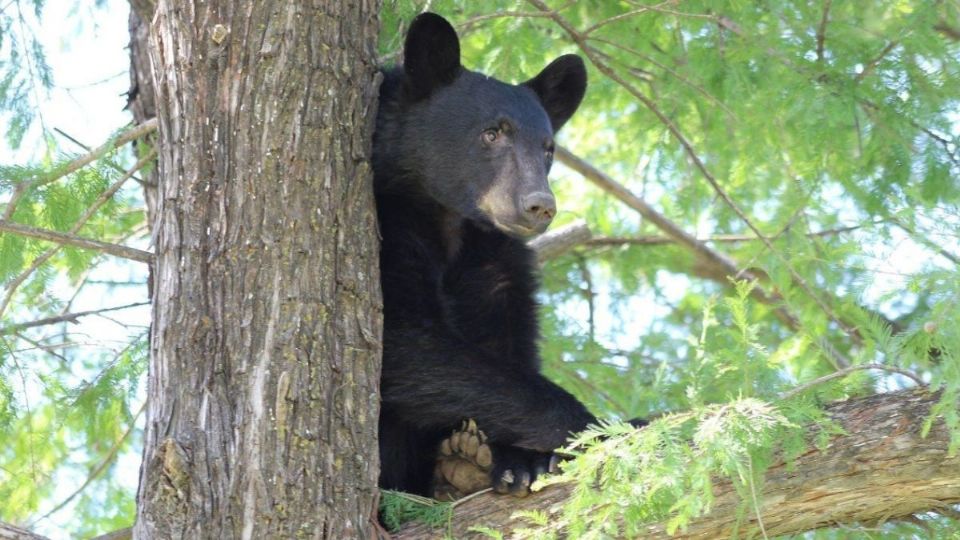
[393, 12, 587, 237]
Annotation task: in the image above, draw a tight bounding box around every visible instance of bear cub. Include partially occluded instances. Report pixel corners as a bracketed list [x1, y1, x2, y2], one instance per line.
[374, 12, 600, 498]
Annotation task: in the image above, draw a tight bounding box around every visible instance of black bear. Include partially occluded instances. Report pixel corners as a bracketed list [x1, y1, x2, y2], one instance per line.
[374, 12, 598, 498]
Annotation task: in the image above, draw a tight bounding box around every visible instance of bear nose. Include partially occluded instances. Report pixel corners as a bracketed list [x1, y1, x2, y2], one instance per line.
[520, 191, 556, 225]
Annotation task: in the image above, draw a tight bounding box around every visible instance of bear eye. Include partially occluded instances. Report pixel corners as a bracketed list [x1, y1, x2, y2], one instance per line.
[482, 128, 500, 144]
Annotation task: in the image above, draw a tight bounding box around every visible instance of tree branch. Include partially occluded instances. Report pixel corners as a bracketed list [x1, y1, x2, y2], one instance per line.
[0, 149, 156, 318]
[815, 0, 831, 62]
[2, 118, 157, 221]
[528, 219, 592, 262]
[0, 301, 151, 335]
[555, 147, 806, 333]
[395, 389, 960, 539]
[0, 220, 153, 264]
[0, 521, 47, 540]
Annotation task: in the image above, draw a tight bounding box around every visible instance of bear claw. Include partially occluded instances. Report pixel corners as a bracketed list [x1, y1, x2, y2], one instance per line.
[431, 418, 495, 500]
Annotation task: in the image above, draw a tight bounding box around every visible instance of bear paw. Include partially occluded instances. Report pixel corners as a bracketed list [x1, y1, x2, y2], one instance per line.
[489, 445, 559, 498]
[432, 419, 493, 500]
[431, 419, 561, 500]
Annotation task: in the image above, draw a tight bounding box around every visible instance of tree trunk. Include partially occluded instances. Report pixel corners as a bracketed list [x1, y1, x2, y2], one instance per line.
[395, 389, 960, 539]
[133, 2, 383, 538]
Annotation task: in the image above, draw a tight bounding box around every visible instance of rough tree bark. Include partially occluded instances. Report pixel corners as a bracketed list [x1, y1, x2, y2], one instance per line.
[396, 389, 960, 539]
[132, 2, 383, 538]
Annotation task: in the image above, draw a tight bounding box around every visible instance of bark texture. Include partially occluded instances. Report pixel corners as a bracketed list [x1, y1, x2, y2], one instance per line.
[134, 2, 383, 538]
[395, 389, 960, 539]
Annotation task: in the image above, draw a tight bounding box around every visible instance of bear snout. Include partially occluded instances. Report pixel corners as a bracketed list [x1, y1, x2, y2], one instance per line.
[519, 191, 556, 230]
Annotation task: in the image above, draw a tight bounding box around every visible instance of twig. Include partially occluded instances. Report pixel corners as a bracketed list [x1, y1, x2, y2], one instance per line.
[585, 223, 877, 247]
[0, 302, 150, 335]
[574, 253, 596, 341]
[587, 36, 736, 119]
[780, 363, 924, 401]
[0, 220, 153, 265]
[53, 127, 151, 187]
[889, 217, 960, 266]
[855, 41, 898, 82]
[2, 118, 157, 220]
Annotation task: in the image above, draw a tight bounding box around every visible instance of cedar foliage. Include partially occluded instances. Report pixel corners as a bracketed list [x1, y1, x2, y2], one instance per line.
[2, 1, 960, 537]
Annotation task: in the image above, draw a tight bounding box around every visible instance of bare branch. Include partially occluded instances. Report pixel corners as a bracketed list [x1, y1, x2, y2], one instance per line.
[0, 521, 48, 540]
[555, 147, 801, 326]
[586, 223, 879, 247]
[0, 302, 150, 335]
[0, 220, 153, 265]
[780, 363, 925, 401]
[528, 219, 592, 262]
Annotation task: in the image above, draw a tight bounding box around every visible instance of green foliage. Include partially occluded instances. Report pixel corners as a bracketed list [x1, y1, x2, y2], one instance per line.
[379, 490, 454, 532]
[0, 0, 53, 148]
[2, 0, 959, 538]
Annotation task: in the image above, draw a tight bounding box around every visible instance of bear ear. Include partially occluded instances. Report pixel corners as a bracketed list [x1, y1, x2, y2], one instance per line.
[403, 13, 462, 101]
[522, 55, 587, 132]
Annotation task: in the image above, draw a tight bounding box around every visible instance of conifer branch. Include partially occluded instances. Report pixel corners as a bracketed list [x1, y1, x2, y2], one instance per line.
[0, 220, 153, 264]
[2, 118, 157, 220]
[0, 150, 156, 318]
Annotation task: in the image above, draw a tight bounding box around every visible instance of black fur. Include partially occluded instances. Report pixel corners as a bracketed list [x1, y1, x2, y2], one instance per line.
[374, 12, 594, 496]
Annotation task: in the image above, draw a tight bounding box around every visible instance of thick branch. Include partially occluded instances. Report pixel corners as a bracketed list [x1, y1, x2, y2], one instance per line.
[0, 220, 153, 264]
[0, 522, 47, 540]
[395, 389, 960, 539]
[528, 219, 592, 262]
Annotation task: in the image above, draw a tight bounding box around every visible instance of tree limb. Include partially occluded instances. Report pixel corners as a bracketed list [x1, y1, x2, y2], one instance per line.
[394, 389, 960, 539]
[555, 146, 805, 333]
[0, 220, 153, 264]
[0, 521, 47, 540]
[528, 219, 592, 262]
